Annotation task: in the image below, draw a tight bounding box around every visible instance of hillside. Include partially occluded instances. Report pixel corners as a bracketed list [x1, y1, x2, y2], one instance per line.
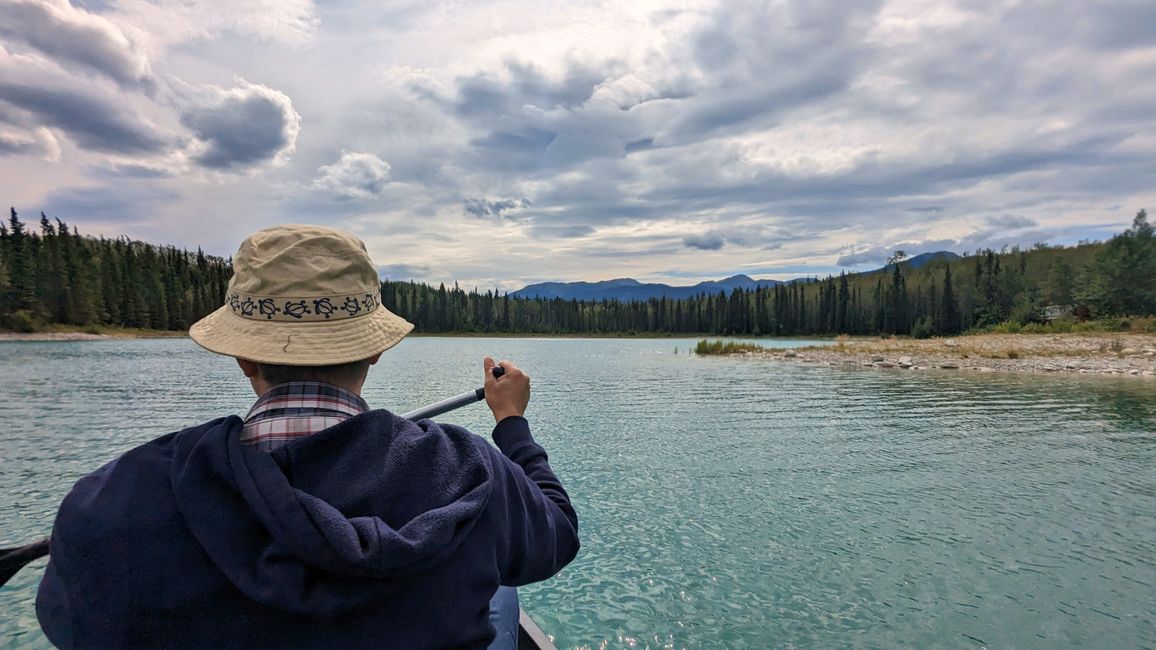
[511, 274, 783, 301]
[512, 252, 963, 303]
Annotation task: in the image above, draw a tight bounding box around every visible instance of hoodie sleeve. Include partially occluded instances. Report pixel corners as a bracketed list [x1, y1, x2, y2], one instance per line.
[487, 416, 580, 586]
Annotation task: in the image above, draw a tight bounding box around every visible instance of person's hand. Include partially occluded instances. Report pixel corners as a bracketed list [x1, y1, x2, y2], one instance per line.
[484, 357, 530, 423]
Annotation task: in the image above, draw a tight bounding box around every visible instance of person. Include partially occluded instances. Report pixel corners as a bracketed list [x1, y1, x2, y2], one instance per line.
[35, 224, 580, 649]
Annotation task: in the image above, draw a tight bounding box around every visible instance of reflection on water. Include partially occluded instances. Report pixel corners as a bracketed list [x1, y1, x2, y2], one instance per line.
[1, 338, 1154, 648]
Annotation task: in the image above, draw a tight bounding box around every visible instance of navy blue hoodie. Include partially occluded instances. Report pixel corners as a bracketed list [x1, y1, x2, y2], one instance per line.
[36, 412, 579, 649]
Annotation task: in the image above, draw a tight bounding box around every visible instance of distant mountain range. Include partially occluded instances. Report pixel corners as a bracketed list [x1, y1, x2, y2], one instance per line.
[511, 251, 962, 302]
[897, 251, 961, 269]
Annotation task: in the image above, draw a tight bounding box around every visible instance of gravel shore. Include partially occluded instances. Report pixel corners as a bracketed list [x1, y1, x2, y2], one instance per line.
[742, 333, 1156, 378]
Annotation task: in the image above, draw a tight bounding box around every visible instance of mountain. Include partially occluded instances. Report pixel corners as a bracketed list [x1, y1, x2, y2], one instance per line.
[511, 251, 962, 302]
[511, 274, 785, 302]
[865, 251, 963, 274]
[900, 251, 962, 269]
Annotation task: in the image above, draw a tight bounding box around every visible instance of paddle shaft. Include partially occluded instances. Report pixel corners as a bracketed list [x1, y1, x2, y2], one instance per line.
[400, 365, 505, 421]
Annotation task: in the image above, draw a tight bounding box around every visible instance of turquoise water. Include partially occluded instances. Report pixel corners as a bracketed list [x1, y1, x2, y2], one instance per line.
[1, 337, 1154, 649]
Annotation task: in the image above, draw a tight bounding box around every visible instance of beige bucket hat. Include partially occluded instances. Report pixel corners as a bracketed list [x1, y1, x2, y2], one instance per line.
[190, 224, 414, 365]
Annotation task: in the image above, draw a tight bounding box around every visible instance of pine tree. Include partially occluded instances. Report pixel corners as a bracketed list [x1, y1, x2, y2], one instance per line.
[939, 263, 960, 334]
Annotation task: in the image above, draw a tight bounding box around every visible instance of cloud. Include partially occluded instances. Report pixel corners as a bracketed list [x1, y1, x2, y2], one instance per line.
[984, 214, 1038, 229]
[0, 125, 59, 159]
[179, 80, 300, 170]
[0, 78, 169, 154]
[463, 197, 531, 219]
[683, 232, 726, 250]
[624, 138, 655, 154]
[528, 224, 594, 239]
[836, 246, 890, 267]
[108, 0, 318, 49]
[313, 152, 391, 199]
[377, 263, 431, 280]
[2, 0, 1156, 288]
[42, 183, 178, 221]
[0, 0, 153, 90]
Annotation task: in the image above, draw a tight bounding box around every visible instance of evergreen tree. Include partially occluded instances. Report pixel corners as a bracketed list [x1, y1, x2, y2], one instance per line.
[938, 263, 960, 334]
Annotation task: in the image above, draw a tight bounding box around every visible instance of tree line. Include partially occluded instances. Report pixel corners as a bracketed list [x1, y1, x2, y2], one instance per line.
[2, 207, 1152, 337]
[0, 208, 231, 332]
[381, 210, 1153, 336]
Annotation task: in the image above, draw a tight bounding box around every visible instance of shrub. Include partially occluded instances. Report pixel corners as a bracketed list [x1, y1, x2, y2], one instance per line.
[694, 339, 765, 355]
[1099, 317, 1131, 332]
[910, 316, 934, 339]
[0, 310, 41, 333]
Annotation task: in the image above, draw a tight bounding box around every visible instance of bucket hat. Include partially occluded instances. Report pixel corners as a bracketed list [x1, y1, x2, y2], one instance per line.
[190, 224, 414, 365]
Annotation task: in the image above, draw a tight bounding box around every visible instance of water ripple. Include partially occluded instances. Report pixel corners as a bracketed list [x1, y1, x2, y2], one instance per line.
[2, 338, 1154, 649]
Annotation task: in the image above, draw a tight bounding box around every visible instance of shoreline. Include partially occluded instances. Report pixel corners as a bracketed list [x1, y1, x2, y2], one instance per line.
[0, 329, 826, 342]
[0, 328, 189, 341]
[5, 328, 1156, 381]
[732, 333, 1156, 378]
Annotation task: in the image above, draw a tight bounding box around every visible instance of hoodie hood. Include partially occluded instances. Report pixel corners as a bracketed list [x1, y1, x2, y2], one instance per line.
[169, 411, 494, 616]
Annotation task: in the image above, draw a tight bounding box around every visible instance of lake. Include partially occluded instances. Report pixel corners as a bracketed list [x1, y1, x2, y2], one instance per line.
[1, 337, 1154, 648]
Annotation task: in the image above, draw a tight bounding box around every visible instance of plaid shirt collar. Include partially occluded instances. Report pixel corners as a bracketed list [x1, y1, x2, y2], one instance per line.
[240, 381, 370, 451]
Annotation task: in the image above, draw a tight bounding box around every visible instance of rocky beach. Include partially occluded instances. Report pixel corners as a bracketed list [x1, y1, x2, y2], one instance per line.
[740, 334, 1156, 378]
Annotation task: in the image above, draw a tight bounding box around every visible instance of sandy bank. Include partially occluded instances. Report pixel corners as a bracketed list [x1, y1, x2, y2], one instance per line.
[740, 333, 1156, 378]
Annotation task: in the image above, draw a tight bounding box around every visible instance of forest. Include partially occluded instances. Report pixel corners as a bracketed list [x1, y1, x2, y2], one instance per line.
[2, 207, 1153, 337]
[0, 208, 231, 332]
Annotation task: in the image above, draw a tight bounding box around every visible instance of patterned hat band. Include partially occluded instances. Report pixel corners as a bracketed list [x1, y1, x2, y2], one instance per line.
[224, 289, 381, 322]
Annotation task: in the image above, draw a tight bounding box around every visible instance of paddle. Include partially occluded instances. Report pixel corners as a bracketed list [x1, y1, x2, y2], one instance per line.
[401, 365, 505, 421]
[0, 365, 508, 588]
[0, 538, 49, 587]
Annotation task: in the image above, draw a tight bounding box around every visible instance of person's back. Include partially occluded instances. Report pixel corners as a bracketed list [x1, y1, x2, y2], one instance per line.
[35, 225, 580, 649]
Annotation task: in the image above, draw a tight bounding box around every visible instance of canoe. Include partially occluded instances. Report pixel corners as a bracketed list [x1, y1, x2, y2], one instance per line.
[518, 609, 556, 650]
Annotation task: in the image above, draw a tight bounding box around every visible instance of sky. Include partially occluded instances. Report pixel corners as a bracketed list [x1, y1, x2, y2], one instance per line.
[0, 0, 1154, 290]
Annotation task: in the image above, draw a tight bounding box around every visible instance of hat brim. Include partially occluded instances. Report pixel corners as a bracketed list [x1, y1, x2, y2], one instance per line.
[189, 305, 414, 366]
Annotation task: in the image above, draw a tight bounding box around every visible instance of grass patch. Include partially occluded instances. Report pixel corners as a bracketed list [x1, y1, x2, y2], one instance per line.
[694, 339, 765, 355]
[969, 316, 1155, 335]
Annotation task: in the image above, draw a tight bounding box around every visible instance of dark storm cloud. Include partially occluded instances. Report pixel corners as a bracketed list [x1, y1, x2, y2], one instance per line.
[180, 83, 299, 170]
[0, 0, 153, 90]
[0, 80, 168, 154]
[683, 232, 725, 250]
